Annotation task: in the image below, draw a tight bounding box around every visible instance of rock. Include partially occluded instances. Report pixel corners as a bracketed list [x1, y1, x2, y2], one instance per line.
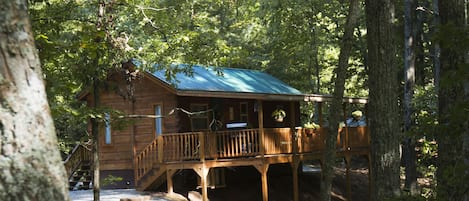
[119, 195, 151, 201]
[188, 191, 206, 201]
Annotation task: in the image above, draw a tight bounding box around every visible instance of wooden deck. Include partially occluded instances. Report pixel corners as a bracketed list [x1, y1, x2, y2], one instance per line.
[134, 127, 370, 201]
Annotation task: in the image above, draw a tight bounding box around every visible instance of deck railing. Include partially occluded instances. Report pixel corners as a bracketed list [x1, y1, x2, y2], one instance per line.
[134, 126, 370, 183]
[64, 144, 92, 179]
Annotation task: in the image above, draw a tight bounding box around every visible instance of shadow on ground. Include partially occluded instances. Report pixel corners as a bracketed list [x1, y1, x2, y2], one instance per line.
[152, 157, 370, 201]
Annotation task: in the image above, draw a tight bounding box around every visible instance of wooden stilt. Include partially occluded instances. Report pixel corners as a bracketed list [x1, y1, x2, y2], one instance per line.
[166, 169, 176, 194]
[291, 160, 300, 201]
[254, 163, 270, 201]
[194, 166, 210, 201]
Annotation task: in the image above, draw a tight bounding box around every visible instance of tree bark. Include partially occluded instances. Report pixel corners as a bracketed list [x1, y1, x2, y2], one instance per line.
[436, 1, 469, 200]
[92, 1, 106, 200]
[432, 0, 441, 92]
[320, 0, 360, 200]
[92, 78, 101, 201]
[403, 0, 418, 195]
[365, 0, 402, 200]
[0, 1, 70, 200]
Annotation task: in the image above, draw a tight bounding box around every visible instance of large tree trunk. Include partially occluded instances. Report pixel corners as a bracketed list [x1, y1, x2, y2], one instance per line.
[92, 1, 106, 200]
[436, 1, 469, 200]
[365, 0, 402, 200]
[320, 0, 360, 200]
[402, 0, 418, 195]
[432, 0, 441, 91]
[0, 1, 70, 200]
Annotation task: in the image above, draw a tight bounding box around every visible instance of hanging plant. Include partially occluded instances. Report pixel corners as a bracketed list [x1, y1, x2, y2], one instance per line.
[304, 122, 320, 135]
[271, 108, 286, 122]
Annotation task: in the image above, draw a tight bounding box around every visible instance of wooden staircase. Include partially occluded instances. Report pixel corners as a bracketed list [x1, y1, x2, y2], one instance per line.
[64, 144, 92, 190]
[135, 137, 167, 191]
[136, 166, 167, 191]
[68, 161, 92, 190]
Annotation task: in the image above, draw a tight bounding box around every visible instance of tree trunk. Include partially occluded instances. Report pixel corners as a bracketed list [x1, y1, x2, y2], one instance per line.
[92, 1, 105, 200]
[436, 1, 469, 200]
[432, 0, 441, 91]
[365, 0, 402, 200]
[0, 1, 70, 200]
[320, 0, 360, 200]
[92, 79, 101, 201]
[402, 0, 418, 195]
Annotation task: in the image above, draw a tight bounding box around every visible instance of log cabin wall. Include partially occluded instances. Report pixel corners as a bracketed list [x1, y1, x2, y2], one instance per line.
[85, 73, 179, 188]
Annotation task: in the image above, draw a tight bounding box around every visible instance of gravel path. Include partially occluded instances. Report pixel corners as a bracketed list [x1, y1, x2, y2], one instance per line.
[69, 189, 187, 201]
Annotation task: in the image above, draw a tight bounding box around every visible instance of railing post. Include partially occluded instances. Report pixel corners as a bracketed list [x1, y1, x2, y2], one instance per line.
[158, 135, 164, 163]
[293, 128, 299, 154]
[199, 132, 205, 162]
[257, 100, 265, 156]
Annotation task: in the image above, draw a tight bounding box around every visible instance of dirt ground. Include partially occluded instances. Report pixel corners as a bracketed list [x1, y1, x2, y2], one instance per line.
[156, 157, 370, 201]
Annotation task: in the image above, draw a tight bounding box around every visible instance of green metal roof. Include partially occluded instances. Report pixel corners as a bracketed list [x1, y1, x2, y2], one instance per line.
[150, 65, 302, 96]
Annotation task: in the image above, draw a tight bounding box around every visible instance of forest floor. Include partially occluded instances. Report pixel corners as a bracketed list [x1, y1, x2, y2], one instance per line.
[70, 157, 370, 201]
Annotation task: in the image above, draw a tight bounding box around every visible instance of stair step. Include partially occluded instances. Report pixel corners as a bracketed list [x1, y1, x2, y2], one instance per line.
[69, 181, 78, 190]
[73, 176, 82, 181]
[76, 171, 89, 175]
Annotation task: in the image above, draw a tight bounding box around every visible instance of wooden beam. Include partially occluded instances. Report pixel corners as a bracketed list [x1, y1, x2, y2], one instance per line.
[290, 102, 299, 155]
[318, 102, 323, 127]
[199, 132, 205, 162]
[193, 166, 210, 201]
[166, 169, 176, 194]
[291, 159, 300, 201]
[158, 135, 164, 163]
[257, 100, 265, 156]
[254, 163, 269, 201]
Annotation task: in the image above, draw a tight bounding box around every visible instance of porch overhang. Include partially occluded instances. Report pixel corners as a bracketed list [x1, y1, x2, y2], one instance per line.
[304, 94, 368, 104]
[175, 90, 305, 101]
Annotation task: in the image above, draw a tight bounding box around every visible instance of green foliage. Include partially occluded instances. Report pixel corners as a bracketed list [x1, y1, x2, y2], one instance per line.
[303, 122, 320, 129]
[30, 1, 370, 156]
[408, 85, 438, 139]
[102, 175, 123, 186]
[384, 194, 429, 201]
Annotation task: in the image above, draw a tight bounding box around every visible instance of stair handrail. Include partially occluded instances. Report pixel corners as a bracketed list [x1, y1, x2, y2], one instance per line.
[134, 136, 161, 184]
[64, 144, 92, 179]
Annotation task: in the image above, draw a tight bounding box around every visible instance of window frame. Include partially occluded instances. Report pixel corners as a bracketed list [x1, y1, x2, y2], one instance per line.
[240, 102, 248, 123]
[154, 104, 163, 137]
[189, 103, 209, 131]
[104, 112, 111, 144]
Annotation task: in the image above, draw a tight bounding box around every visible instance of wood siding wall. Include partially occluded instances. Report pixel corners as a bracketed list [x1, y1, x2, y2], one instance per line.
[87, 74, 178, 171]
[85, 73, 301, 172]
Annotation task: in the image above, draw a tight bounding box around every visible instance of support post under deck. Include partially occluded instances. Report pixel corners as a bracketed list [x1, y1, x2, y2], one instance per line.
[166, 169, 176, 194]
[255, 163, 270, 201]
[194, 166, 210, 201]
[291, 159, 300, 201]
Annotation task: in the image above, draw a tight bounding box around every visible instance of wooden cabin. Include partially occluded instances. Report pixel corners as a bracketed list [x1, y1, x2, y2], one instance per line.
[68, 65, 371, 201]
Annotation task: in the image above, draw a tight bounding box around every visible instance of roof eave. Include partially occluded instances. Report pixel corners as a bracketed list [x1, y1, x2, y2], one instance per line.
[304, 94, 368, 104]
[176, 90, 304, 101]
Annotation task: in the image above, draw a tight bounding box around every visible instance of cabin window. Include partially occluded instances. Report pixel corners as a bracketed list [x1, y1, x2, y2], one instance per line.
[154, 105, 163, 136]
[229, 107, 234, 120]
[190, 104, 209, 131]
[104, 113, 111, 144]
[240, 102, 248, 122]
